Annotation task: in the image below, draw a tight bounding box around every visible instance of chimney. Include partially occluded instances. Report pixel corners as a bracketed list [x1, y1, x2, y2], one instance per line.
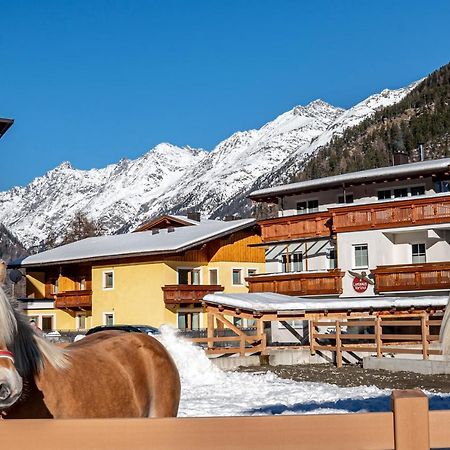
[187, 211, 201, 222]
[393, 151, 409, 166]
[167, 226, 175, 233]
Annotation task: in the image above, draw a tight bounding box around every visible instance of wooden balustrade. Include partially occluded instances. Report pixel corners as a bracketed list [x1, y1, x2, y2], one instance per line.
[246, 270, 344, 296]
[54, 290, 92, 309]
[330, 195, 450, 233]
[162, 285, 224, 306]
[373, 262, 450, 293]
[258, 212, 332, 242]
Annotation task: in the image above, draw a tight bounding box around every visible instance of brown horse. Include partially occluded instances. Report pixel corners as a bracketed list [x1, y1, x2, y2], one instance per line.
[0, 262, 180, 419]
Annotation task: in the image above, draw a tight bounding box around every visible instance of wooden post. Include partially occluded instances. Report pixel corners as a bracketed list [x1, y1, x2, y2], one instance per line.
[375, 316, 382, 358]
[335, 320, 342, 368]
[421, 313, 429, 360]
[239, 335, 245, 357]
[207, 312, 214, 350]
[391, 390, 429, 450]
[309, 320, 316, 355]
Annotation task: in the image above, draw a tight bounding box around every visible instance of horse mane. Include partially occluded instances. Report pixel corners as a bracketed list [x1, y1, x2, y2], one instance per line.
[0, 286, 69, 378]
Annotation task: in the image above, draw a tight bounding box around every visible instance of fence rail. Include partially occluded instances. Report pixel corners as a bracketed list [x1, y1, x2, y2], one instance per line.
[0, 390, 448, 449]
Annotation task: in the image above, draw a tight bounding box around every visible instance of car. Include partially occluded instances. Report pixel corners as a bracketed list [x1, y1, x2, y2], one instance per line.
[85, 324, 160, 336]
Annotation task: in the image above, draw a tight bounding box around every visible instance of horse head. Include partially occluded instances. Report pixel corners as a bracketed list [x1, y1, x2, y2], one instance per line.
[0, 346, 23, 411]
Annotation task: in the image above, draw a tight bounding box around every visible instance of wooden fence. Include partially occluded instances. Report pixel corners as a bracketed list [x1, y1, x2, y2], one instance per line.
[310, 312, 442, 367]
[1, 390, 449, 449]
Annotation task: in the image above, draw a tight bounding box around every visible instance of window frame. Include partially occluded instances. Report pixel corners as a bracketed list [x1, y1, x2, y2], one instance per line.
[103, 312, 115, 326]
[296, 198, 319, 215]
[231, 268, 244, 286]
[353, 244, 369, 269]
[337, 193, 354, 204]
[102, 270, 114, 290]
[411, 243, 426, 264]
[208, 268, 219, 286]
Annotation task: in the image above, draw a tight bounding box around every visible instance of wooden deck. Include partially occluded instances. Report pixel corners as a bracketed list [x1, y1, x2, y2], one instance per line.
[162, 284, 224, 306]
[373, 262, 450, 293]
[246, 270, 344, 296]
[54, 290, 92, 309]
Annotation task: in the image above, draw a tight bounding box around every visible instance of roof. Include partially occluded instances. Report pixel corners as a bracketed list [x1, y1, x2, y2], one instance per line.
[134, 214, 217, 232]
[0, 118, 14, 140]
[249, 158, 450, 201]
[17, 218, 256, 267]
[203, 292, 449, 313]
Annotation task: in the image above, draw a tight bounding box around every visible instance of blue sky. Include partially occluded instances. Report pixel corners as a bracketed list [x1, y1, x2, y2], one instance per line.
[0, 1, 449, 190]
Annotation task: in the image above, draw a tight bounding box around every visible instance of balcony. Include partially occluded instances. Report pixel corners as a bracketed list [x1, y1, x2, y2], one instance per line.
[330, 195, 450, 233]
[373, 262, 450, 293]
[54, 290, 92, 309]
[162, 285, 225, 307]
[258, 212, 332, 242]
[246, 270, 345, 296]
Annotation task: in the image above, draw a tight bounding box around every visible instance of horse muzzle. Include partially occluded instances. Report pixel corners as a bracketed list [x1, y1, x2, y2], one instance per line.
[0, 372, 23, 410]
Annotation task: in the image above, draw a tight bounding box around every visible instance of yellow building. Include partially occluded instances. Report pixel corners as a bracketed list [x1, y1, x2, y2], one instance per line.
[16, 215, 265, 332]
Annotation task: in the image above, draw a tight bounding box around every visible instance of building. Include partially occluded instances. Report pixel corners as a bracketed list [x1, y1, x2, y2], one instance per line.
[0, 117, 14, 140]
[247, 158, 450, 342]
[15, 215, 265, 332]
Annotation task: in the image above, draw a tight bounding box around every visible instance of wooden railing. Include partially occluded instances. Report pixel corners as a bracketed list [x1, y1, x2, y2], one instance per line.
[246, 270, 344, 296]
[162, 285, 224, 306]
[373, 262, 450, 293]
[309, 313, 442, 368]
[330, 194, 450, 232]
[1, 390, 449, 449]
[258, 211, 332, 242]
[54, 290, 92, 309]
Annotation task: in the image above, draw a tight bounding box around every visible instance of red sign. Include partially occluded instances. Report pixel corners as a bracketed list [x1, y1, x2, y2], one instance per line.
[352, 277, 368, 293]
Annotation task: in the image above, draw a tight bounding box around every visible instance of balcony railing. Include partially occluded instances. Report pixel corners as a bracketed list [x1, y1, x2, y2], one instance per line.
[246, 270, 344, 296]
[162, 285, 225, 306]
[258, 212, 332, 242]
[373, 262, 450, 293]
[54, 290, 92, 309]
[330, 195, 450, 233]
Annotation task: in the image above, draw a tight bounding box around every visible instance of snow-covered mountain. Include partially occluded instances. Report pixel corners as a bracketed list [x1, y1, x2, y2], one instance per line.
[0, 82, 417, 250]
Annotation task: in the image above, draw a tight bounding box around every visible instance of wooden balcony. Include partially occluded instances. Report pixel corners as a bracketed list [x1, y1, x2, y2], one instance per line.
[162, 285, 225, 307]
[258, 212, 332, 242]
[246, 270, 344, 296]
[330, 195, 450, 233]
[54, 290, 92, 309]
[373, 262, 450, 293]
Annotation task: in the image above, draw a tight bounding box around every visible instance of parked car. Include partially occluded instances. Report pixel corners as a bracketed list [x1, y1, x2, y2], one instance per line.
[85, 324, 160, 336]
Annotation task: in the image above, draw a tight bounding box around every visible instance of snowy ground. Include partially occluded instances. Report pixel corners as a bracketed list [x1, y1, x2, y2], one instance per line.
[158, 327, 450, 417]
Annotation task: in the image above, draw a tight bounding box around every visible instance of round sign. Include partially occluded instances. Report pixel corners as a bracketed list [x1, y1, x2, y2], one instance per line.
[352, 276, 368, 293]
[9, 269, 23, 284]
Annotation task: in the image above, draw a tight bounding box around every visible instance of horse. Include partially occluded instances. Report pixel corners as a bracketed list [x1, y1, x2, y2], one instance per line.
[0, 261, 181, 419]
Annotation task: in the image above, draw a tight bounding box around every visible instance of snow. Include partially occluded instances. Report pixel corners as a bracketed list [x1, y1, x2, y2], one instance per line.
[0, 82, 417, 249]
[158, 327, 450, 417]
[203, 292, 449, 313]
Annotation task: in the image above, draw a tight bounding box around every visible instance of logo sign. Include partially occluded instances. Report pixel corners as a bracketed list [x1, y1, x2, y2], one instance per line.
[352, 277, 368, 293]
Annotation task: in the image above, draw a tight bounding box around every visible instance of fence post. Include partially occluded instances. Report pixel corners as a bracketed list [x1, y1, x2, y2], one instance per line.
[207, 312, 214, 350]
[309, 320, 316, 355]
[391, 390, 429, 450]
[335, 320, 342, 368]
[421, 313, 429, 360]
[375, 316, 382, 357]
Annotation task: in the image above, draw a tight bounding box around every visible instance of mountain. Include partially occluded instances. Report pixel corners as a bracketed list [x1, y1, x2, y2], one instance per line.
[0, 81, 418, 250]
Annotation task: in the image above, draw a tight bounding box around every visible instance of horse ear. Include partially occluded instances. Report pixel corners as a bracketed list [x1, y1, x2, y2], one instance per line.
[0, 260, 6, 286]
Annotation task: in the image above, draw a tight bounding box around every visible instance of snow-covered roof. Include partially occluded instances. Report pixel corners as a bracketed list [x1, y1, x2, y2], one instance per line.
[18, 218, 256, 267]
[249, 158, 450, 200]
[203, 292, 449, 313]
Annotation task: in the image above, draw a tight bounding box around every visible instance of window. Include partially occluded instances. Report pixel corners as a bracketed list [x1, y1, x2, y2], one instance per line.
[247, 268, 258, 277]
[51, 278, 59, 295]
[232, 269, 243, 285]
[76, 313, 87, 330]
[394, 188, 408, 198]
[104, 313, 114, 326]
[41, 316, 54, 332]
[177, 312, 199, 330]
[337, 194, 354, 204]
[209, 269, 218, 285]
[282, 253, 303, 272]
[178, 268, 201, 285]
[103, 271, 114, 289]
[354, 244, 369, 268]
[378, 189, 391, 200]
[78, 276, 86, 291]
[297, 199, 319, 214]
[411, 186, 425, 196]
[412, 243, 426, 264]
[327, 247, 337, 269]
[435, 180, 450, 193]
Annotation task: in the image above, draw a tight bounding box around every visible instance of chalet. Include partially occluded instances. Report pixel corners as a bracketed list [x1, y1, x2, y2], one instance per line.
[14, 215, 265, 333]
[246, 158, 450, 343]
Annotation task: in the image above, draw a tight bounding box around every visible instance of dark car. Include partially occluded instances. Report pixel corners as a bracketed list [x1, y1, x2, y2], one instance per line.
[85, 324, 160, 336]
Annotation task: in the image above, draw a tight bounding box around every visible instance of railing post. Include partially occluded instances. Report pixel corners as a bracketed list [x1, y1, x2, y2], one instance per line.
[335, 320, 342, 368]
[421, 313, 430, 360]
[309, 320, 316, 355]
[207, 312, 214, 350]
[391, 390, 429, 450]
[375, 316, 382, 357]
